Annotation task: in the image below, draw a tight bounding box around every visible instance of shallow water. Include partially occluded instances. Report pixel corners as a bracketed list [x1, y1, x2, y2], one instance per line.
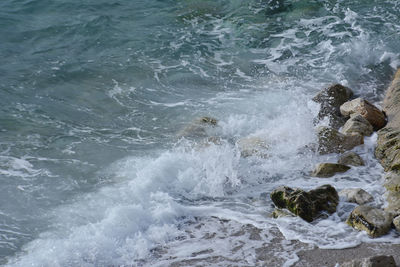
[1, 0, 400, 266]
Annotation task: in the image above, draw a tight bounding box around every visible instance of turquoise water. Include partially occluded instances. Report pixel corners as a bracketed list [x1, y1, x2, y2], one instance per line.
[1, 0, 400, 265]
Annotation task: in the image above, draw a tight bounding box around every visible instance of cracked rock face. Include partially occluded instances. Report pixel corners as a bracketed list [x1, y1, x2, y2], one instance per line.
[346, 205, 393, 238]
[270, 184, 339, 222]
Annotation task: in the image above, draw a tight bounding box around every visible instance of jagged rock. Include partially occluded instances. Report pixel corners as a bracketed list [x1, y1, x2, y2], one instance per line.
[339, 188, 373, 205]
[237, 137, 268, 158]
[393, 215, 400, 232]
[338, 152, 365, 166]
[384, 191, 400, 216]
[346, 205, 393, 238]
[178, 117, 218, 138]
[341, 114, 374, 137]
[270, 184, 338, 222]
[340, 98, 386, 131]
[383, 172, 400, 192]
[313, 84, 353, 129]
[311, 163, 350, 178]
[341, 255, 396, 267]
[271, 208, 295, 218]
[317, 126, 363, 154]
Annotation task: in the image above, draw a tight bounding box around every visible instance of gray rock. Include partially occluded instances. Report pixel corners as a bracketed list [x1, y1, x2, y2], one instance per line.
[270, 184, 339, 222]
[393, 215, 400, 233]
[178, 117, 218, 138]
[338, 152, 365, 166]
[339, 188, 373, 205]
[383, 172, 400, 193]
[237, 137, 268, 158]
[340, 98, 386, 131]
[317, 126, 364, 154]
[384, 191, 400, 216]
[346, 205, 393, 238]
[313, 84, 353, 129]
[341, 114, 373, 137]
[311, 163, 350, 178]
[340, 255, 396, 267]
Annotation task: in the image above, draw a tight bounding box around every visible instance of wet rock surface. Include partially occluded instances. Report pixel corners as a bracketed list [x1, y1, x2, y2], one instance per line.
[270, 184, 339, 222]
[340, 255, 396, 267]
[311, 163, 350, 177]
[339, 188, 373, 205]
[346, 205, 393, 238]
[312, 84, 353, 129]
[317, 126, 363, 154]
[236, 136, 268, 158]
[338, 152, 365, 166]
[341, 114, 374, 137]
[340, 98, 386, 131]
[178, 116, 218, 139]
[393, 215, 400, 233]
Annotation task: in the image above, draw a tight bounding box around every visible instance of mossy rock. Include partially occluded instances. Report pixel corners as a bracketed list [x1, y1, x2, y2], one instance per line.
[270, 184, 339, 222]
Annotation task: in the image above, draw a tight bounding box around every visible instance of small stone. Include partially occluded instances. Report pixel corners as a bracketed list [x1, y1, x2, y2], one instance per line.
[311, 163, 350, 178]
[313, 84, 354, 129]
[271, 208, 295, 218]
[341, 114, 374, 136]
[338, 152, 365, 166]
[341, 255, 396, 267]
[270, 184, 339, 222]
[178, 116, 218, 138]
[237, 137, 268, 158]
[317, 126, 364, 154]
[346, 205, 393, 238]
[339, 188, 373, 205]
[340, 98, 386, 130]
[393, 215, 400, 232]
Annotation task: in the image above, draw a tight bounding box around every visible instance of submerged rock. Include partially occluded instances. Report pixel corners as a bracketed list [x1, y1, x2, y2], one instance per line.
[317, 126, 363, 154]
[312, 84, 353, 129]
[237, 137, 268, 158]
[311, 163, 350, 178]
[341, 255, 396, 267]
[338, 151, 365, 166]
[339, 188, 373, 205]
[340, 98, 386, 131]
[341, 114, 373, 137]
[346, 205, 393, 238]
[270, 184, 339, 222]
[178, 116, 218, 139]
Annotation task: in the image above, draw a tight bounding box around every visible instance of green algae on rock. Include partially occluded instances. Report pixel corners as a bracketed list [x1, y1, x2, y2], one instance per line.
[270, 184, 339, 222]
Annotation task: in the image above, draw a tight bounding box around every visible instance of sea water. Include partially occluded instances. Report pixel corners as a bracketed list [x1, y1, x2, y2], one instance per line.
[1, 0, 400, 266]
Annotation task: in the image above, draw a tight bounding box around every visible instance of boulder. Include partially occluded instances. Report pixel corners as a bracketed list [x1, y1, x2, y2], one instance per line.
[339, 188, 373, 205]
[341, 255, 396, 267]
[311, 163, 350, 178]
[340, 98, 386, 131]
[317, 126, 364, 154]
[338, 152, 365, 166]
[393, 215, 400, 232]
[237, 137, 268, 158]
[384, 191, 400, 216]
[346, 205, 393, 238]
[341, 114, 373, 137]
[313, 84, 353, 129]
[178, 117, 218, 138]
[383, 172, 400, 193]
[270, 184, 339, 222]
